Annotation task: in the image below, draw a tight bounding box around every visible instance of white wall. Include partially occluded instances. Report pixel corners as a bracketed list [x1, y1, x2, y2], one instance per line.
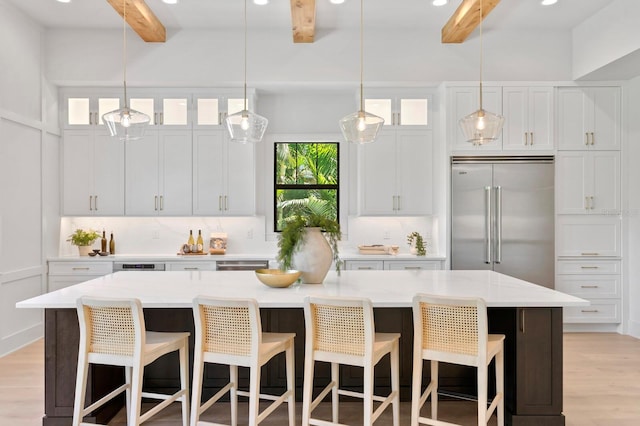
[0, 0, 60, 356]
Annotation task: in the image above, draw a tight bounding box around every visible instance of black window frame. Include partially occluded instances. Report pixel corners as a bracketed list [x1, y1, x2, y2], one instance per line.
[273, 141, 340, 232]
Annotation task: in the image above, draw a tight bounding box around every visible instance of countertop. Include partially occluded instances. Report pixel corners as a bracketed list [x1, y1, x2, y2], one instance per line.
[18, 270, 587, 309]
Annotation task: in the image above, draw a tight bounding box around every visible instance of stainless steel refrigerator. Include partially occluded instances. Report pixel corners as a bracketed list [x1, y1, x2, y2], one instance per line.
[451, 156, 555, 288]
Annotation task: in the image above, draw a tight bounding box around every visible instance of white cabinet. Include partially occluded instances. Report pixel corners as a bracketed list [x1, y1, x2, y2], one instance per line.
[343, 259, 443, 270]
[556, 151, 620, 214]
[192, 130, 255, 215]
[193, 90, 253, 128]
[62, 91, 122, 129]
[502, 86, 553, 150]
[48, 261, 113, 292]
[448, 86, 503, 151]
[125, 129, 192, 215]
[358, 129, 433, 215]
[364, 90, 432, 128]
[62, 129, 125, 215]
[556, 215, 621, 258]
[129, 91, 190, 128]
[557, 87, 621, 150]
[556, 259, 621, 323]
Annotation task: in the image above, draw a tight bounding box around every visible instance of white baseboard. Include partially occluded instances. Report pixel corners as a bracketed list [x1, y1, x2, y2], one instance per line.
[563, 323, 622, 333]
[628, 320, 640, 339]
[0, 323, 43, 357]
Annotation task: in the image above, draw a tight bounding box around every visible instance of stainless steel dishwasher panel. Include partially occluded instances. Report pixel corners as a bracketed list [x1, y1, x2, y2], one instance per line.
[113, 262, 166, 271]
[215, 260, 269, 271]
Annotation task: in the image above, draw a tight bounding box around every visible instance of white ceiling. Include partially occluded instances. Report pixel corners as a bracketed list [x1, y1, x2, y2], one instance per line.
[7, 0, 615, 33]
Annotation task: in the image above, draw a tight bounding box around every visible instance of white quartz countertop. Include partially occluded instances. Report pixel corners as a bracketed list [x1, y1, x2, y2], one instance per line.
[18, 270, 587, 309]
[48, 253, 446, 262]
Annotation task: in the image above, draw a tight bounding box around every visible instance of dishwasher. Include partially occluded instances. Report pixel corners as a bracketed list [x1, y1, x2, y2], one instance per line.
[215, 260, 269, 271]
[113, 262, 166, 271]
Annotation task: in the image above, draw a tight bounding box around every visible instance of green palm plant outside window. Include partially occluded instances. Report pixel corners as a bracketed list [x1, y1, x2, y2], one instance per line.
[274, 142, 339, 232]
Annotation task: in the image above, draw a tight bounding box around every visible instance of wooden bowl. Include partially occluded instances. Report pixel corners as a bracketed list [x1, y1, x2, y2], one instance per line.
[255, 269, 301, 288]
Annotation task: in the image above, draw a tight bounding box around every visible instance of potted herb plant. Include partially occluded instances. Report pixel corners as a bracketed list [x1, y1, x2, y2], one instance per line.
[67, 229, 100, 256]
[277, 214, 342, 284]
[407, 231, 427, 256]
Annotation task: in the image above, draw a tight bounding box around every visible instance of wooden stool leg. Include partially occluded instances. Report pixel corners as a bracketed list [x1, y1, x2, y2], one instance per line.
[124, 366, 132, 422]
[190, 351, 204, 426]
[391, 341, 400, 426]
[477, 364, 488, 425]
[230, 365, 239, 426]
[179, 344, 189, 426]
[286, 343, 295, 426]
[248, 364, 261, 426]
[431, 360, 439, 421]
[301, 355, 314, 426]
[496, 348, 505, 426]
[411, 355, 423, 426]
[129, 362, 144, 426]
[331, 361, 339, 423]
[363, 363, 374, 425]
[71, 353, 89, 426]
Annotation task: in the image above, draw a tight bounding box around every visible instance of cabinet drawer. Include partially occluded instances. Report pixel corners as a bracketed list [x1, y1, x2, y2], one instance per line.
[49, 261, 113, 275]
[555, 275, 620, 298]
[167, 262, 216, 271]
[384, 260, 441, 270]
[556, 216, 621, 257]
[556, 260, 620, 275]
[343, 260, 384, 271]
[563, 299, 621, 323]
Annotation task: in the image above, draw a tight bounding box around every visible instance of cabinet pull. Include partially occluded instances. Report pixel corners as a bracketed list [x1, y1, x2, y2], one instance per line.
[581, 253, 600, 256]
[397, 112, 401, 125]
[524, 132, 528, 145]
[94, 195, 98, 211]
[585, 132, 589, 145]
[154, 195, 158, 211]
[581, 309, 599, 313]
[590, 132, 595, 145]
[580, 265, 599, 269]
[89, 196, 93, 211]
[72, 267, 90, 271]
[404, 266, 421, 270]
[530, 132, 534, 145]
[159, 112, 164, 125]
[219, 195, 223, 211]
[520, 309, 525, 334]
[184, 267, 199, 270]
[224, 195, 228, 211]
[358, 267, 373, 270]
[160, 195, 164, 211]
[585, 196, 590, 210]
[580, 285, 599, 288]
[590, 196, 594, 210]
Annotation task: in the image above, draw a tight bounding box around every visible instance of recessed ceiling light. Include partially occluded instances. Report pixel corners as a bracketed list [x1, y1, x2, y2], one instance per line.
[541, 0, 558, 5]
[56, 0, 71, 3]
[162, 0, 178, 4]
[432, 0, 449, 6]
[254, 0, 269, 5]
[329, 0, 345, 4]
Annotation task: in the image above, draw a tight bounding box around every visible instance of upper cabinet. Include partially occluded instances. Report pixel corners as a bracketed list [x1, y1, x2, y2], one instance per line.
[357, 129, 433, 215]
[502, 86, 554, 151]
[193, 90, 254, 129]
[128, 90, 190, 129]
[192, 130, 255, 216]
[557, 87, 621, 150]
[364, 89, 432, 128]
[448, 86, 503, 151]
[62, 91, 122, 129]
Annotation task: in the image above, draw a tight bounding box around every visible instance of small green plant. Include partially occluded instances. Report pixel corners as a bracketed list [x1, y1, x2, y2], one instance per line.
[67, 229, 100, 246]
[407, 231, 427, 256]
[277, 214, 342, 273]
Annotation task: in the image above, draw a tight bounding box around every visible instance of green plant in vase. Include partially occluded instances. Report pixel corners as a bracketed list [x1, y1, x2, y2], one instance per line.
[67, 229, 100, 256]
[407, 231, 427, 256]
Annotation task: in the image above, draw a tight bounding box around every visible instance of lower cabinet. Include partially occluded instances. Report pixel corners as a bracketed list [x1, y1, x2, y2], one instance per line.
[343, 259, 443, 271]
[47, 261, 113, 292]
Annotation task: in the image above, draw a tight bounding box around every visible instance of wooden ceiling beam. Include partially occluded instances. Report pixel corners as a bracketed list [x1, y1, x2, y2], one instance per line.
[442, 0, 500, 44]
[107, 0, 166, 43]
[290, 0, 316, 43]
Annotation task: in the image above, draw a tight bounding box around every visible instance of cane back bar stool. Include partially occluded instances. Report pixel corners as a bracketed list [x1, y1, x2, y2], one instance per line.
[411, 294, 505, 426]
[72, 297, 190, 426]
[302, 295, 400, 426]
[191, 296, 295, 426]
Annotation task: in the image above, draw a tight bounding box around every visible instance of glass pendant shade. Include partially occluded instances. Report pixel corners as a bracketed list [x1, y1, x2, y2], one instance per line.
[459, 108, 504, 145]
[103, 107, 150, 141]
[225, 109, 268, 143]
[339, 110, 384, 144]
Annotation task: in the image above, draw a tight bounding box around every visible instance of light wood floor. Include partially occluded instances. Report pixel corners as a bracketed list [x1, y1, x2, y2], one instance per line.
[1, 333, 639, 425]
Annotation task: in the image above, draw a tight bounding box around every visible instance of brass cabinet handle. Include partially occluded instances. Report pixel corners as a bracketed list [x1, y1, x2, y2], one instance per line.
[154, 195, 158, 211]
[585, 196, 590, 210]
[581, 253, 600, 256]
[530, 132, 534, 145]
[89, 196, 93, 211]
[590, 132, 595, 145]
[183, 267, 199, 270]
[224, 195, 228, 211]
[580, 265, 599, 269]
[524, 132, 528, 145]
[404, 266, 422, 270]
[590, 196, 594, 210]
[585, 132, 589, 145]
[581, 309, 599, 313]
[72, 267, 90, 271]
[580, 285, 599, 288]
[520, 310, 525, 333]
[219, 195, 223, 211]
[94, 195, 98, 211]
[357, 267, 373, 270]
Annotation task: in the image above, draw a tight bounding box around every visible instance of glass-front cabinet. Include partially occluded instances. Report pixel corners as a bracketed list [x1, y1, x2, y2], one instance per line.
[364, 89, 431, 128]
[193, 90, 255, 128]
[63, 90, 122, 128]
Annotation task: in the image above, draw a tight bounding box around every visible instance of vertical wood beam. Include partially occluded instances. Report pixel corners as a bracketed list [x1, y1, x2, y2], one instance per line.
[290, 0, 316, 43]
[107, 0, 166, 43]
[442, 0, 500, 44]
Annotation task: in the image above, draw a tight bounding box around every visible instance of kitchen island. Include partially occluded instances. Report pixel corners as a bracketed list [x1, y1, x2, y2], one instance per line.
[18, 270, 586, 426]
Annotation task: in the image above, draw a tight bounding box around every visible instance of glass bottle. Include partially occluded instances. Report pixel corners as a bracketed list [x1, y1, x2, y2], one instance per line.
[101, 230, 107, 253]
[109, 233, 115, 255]
[197, 229, 204, 253]
[188, 230, 195, 246]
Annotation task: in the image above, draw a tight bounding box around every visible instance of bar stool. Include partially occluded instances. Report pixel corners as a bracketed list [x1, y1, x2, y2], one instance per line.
[302, 295, 400, 426]
[411, 294, 505, 426]
[191, 296, 295, 426]
[72, 297, 190, 426]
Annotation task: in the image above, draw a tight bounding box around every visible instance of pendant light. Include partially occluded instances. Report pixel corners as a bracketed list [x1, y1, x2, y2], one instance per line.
[225, 0, 268, 143]
[102, 0, 150, 141]
[339, 0, 384, 144]
[458, 0, 504, 145]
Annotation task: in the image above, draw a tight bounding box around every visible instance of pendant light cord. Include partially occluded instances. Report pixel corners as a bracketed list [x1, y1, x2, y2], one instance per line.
[359, 0, 364, 112]
[122, 0, 128, 108]
[243, 0, 248, 111]
[478, 0, 483, 111]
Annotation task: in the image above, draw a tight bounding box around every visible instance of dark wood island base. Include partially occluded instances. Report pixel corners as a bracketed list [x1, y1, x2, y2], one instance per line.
[43, 307, 564, 426]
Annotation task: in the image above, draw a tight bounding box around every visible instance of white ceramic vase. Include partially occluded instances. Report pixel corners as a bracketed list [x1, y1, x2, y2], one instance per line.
[77, 245, 92, 256]
[292, 227, 333, 284]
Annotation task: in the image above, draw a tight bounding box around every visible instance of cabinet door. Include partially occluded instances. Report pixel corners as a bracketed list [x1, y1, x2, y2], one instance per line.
[528, 87, 554, 150]
[343, 260, 384, 270]
[556, 152, 589, 214]
[125, 132, 160, 215]
[449, 86, 502, 151]
[225, 140, 255, 215]
[159, 130, 192, 215]
[359, 131, 397, 215]
[396, 130, 432, 215]
[384, 260, 440, 270]
[502, 87, 528, 150]
[590, 87, 620, 150]
[193, 131, 225, 215]
[591, 151, 620, 214]
[556, 215, 621, 257]
[62, 130, 94, 215]
[92, 132, 125, 215]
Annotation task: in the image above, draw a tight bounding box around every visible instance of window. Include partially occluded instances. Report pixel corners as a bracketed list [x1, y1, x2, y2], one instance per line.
[274, 142, 339, 232]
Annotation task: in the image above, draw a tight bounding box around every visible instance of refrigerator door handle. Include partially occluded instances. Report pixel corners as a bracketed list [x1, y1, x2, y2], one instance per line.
[485, 186, 492, 264]
[495, 186, 502, 264]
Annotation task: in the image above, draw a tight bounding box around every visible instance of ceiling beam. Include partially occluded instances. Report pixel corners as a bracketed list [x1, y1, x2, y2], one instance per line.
[290, 0, 316, 43]
[107, 0, 166, 43]
[442, 0, 500, 44]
